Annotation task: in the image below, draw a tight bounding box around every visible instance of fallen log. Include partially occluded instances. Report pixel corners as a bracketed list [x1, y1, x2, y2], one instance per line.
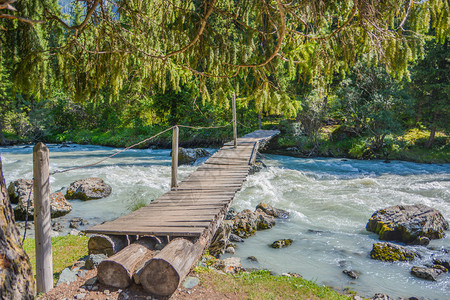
[88, 234, 130, 257]
[97, 237, 157, 289]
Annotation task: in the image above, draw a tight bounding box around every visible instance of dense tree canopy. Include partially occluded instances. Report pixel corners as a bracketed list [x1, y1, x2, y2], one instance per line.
[1, 0, 448, 116]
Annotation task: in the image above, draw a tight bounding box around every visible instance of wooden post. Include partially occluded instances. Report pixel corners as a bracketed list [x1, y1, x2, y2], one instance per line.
[33, 142, 53, 293]
[232, 93, 237, 148]
[171, 126, 179, 189]
[258, 113, 262, 130]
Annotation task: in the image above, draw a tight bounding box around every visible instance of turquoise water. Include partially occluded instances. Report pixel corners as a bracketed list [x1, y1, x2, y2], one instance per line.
[1, 145, 449, 299]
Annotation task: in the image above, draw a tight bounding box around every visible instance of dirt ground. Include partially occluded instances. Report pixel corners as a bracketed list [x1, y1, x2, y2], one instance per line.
[40, 268, 243, 300]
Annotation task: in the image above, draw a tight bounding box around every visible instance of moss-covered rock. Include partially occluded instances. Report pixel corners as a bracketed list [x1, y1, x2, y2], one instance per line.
[366, 204, 448, 243]
[270, 239, 293, 249]
[370, 242, 417, 262]
[410, 266, 443, 281]
[232, 209, 275, 238]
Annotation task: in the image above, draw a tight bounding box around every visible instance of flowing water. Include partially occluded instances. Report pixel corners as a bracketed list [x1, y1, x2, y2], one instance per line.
[1, 144, 449, 299]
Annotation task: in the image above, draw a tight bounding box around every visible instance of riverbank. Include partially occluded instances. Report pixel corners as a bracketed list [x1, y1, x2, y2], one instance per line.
[3, 125, 448, 164]
[23, 235, 353, 299]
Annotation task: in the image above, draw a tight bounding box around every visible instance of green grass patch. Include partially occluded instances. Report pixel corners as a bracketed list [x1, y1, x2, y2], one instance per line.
[23, 235, 89, 283]
[196, 267, 351, 300]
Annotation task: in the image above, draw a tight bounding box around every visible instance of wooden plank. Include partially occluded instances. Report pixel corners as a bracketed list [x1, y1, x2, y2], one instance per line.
[85, 228, 204, 237]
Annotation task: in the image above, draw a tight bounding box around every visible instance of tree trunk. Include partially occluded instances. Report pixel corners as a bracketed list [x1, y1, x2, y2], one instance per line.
[0, 118, 5, 146]
[426, 111, 438, 149]
[0, 155, 34, 299]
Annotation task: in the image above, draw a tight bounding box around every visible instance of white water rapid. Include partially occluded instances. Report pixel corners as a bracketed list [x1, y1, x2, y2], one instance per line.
[1, 144, 448, 299]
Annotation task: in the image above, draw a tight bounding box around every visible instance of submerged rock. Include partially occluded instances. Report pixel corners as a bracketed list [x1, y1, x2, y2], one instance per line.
[65, 177, 112, 200]
[410, 266, 443, 281]
[343, 269, 360, 279]
[176, 147, 210, 165]
[270, 239, 293, 249]
[433, 258, 450, 270]
[366, 204, 448, 243]
[256, 203, 289, 219]
[370, 242, 417, 262]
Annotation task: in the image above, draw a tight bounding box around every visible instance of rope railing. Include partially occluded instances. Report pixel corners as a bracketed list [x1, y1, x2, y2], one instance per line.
[20, 121, 236, 244]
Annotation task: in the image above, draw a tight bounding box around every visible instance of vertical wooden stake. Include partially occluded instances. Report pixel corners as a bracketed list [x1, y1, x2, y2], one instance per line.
[232, 93, 237, 148]
[33, 142, 53, 293]
[171, 126, 179, 189]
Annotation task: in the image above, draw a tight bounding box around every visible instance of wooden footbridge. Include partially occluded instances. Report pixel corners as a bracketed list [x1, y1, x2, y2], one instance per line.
[86, 130, 279, 238]
[84, 129, 279, 296]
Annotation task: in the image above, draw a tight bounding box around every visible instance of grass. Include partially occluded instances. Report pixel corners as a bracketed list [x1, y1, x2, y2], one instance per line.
[194, 267, 352, 300]
[23, 235, 89, 283]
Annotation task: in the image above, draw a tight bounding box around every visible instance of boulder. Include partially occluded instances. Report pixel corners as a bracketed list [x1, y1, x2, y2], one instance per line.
[270, 239, 293, 249]
[57, 268, 78, 286]
[14, 191, 72, 221]
[65, 178, 112, 201]
[433, 258, 450, 270]
[176, 148, 210, 165]
[7, 179, 33, 204]
[232, 209, 275, 238]
[256, 203, 289, 219]
[208, 220, 233, 257]
[370, 242, 417, 262]
[366, 204, 448, 243]
[410, 266, 443, 281]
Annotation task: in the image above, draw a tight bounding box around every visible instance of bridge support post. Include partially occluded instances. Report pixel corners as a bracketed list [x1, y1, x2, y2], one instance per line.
[171, 125, 179, 189]
[33, 142, 53, 293]
[232, 93, 237, 148]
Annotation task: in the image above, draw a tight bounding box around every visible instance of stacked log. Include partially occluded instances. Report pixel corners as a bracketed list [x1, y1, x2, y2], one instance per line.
[97, 237, 157, 288]
[88, 234, 135, 256]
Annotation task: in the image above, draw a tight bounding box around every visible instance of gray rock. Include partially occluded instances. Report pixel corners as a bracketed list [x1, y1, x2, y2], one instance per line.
[74, 293, 86, 299]
[248, 161, 265, 175]
[229, 234, 244, 243]
[69, 229, 80, 236]
[182, 276, 200, 289]
[52, 221, 64, 232]
[370, 242, 418, 262]
[70, 217, 85, 229]
[217, 257, 241, 273]
[225, 247, 235, 254]
[9, 178, 72, 220]
[57, 268, 78, 286]
[225, 207, 237, 220]
[343, 269, 360, 279]
[83, 277, 97, 286]
[366, 204, 448, 243]
[270, 239, 293, 249]
[85, 254, 107, 270]
[256, 203, 289, 219]
[371, 293, 391, 300]
[65, 177, 112, 200]
[410, 266, 443, 281]
[175, 148, 210, 165]
[247, 256, 258, 262]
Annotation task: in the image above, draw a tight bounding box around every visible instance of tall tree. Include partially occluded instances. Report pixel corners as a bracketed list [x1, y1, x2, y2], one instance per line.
[0, 156, 35, 299]
[1, 0, 448, 116]
[410, 40, 449, 148]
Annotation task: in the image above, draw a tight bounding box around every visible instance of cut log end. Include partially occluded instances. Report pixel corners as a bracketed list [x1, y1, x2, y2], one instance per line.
[97, 260, 131, 289]
[140, 258, 180, 296]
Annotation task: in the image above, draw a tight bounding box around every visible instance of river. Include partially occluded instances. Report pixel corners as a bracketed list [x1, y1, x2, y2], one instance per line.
[0, 144, 449, 299]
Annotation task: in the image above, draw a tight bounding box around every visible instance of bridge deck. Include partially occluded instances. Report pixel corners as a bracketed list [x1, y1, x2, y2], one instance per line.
[85, 130, 279, 238]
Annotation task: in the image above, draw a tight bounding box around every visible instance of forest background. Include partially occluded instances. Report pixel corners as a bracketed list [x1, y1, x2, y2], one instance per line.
[0, 0, 448, 163]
